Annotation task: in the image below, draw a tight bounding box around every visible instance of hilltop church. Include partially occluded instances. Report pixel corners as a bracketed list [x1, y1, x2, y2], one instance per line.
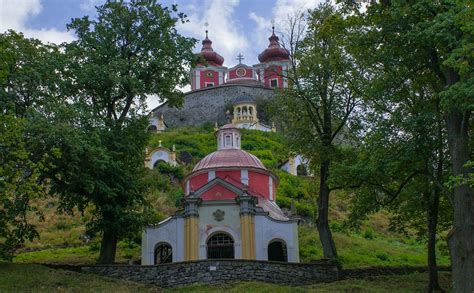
[148, 25, 290, 130]
[141, 27, 301, 265]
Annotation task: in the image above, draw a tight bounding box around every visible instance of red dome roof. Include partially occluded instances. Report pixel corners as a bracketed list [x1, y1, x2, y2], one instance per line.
[193, 149, 266, 171]
[199, 31, 224, 66]
[258, 30, 289, 63]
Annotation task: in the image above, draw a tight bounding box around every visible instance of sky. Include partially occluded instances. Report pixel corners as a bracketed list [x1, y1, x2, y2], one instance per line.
[0, 0, 322, 109]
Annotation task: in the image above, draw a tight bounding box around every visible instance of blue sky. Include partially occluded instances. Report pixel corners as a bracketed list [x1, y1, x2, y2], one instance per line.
[0, 0, 321, 109]
[1, 0, 322, 66]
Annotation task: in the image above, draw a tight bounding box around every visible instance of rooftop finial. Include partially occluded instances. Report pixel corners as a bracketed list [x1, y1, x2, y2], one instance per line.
[204, 22, 209, 38]
[236, 53, 244, 64]
[271, 19, 275, 35]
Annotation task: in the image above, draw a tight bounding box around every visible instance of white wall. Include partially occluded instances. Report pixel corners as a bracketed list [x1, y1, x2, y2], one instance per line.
[198, 203, 242, 259]
[141, 217, 184, 265]
[254, 215, 299, 262]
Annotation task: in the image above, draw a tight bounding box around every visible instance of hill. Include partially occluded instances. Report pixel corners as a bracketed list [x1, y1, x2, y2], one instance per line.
[14, 125, 451, 269]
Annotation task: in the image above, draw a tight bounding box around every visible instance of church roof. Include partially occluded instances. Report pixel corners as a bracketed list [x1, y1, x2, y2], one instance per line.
[258, 27, 290, 63]
[199, 31, 224, 66]
[233, 95, 256, 104]
[192, 149, 266, 172]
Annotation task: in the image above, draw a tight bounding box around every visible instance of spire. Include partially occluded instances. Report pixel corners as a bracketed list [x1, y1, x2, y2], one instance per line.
[198, 22, 224, 66]
[257, 19, 289, 63]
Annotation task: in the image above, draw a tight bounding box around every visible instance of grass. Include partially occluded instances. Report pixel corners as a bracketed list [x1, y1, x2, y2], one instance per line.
[0, 263, 452, 292]
[0, 263, 158, 292]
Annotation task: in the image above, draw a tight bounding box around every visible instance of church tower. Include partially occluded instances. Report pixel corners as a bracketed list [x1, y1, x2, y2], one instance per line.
[191, 27, 227, 90]
[256, 25, 290, 89]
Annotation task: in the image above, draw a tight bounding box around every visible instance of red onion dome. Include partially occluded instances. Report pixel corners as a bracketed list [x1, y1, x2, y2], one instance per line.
[192, 149, 266, 172]
[258, 28, 289, 63]
[199, 31, 224, 66]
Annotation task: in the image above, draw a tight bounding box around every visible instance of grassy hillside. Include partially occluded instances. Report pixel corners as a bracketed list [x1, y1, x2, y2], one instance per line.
[13, 125, 451, 269]
[0, 263, 453, 292]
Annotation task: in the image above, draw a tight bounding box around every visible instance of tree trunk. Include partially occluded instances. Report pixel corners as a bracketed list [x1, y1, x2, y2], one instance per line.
[445, 109, 474, 293]
[427, 189, 444, 292]
[316, 159, 338, 259]
[98, 229, 118, 264]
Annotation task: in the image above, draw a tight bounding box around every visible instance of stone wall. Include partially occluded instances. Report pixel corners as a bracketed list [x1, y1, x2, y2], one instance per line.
[152, 85, 274, 127]
[81, 259, 340, 288]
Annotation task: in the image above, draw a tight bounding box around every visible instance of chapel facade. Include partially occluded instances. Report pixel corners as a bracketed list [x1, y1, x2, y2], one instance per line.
[141, 124, 299, 265]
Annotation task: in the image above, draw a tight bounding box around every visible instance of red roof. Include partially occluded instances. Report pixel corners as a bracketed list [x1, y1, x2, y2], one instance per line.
[258, 32, 289, 63]
[199, 34, 224, 66]
[192, 149, 266, 171]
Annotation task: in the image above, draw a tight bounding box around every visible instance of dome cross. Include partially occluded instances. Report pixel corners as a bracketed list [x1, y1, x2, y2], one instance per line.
[236, 53, 244, 64]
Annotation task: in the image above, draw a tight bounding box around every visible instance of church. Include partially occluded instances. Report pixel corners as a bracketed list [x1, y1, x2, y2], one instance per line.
[141, 124, 299, 264]
[141, 26, 300, 265]
[148, 25, 290, 129]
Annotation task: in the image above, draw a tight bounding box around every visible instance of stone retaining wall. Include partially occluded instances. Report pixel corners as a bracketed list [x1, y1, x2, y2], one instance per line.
[81, 259, 340, 288]
[152, 85, 274, 127]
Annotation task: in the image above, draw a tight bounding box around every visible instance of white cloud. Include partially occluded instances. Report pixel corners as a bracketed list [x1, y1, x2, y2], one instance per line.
[249, 0, 323, 54]
[0, 0, 74, 44]
[177, 0, 250, 67]
[80, 0, 101, 12]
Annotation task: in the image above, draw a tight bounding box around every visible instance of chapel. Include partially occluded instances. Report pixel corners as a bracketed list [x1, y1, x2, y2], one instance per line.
[141, 124, 300, 264]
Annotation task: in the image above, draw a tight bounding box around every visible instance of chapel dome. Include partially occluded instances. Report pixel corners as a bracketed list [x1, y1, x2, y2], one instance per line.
[234, 95, 256, 104]
[192, 149, 266, 172]
[258, 27, 290, 63]
[199, 31, 224, 66]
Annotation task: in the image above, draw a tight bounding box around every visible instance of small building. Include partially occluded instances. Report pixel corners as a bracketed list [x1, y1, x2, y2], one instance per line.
[279, 155, 310, 176]
[145, 141, 178, 169]
[231, 95, 275, 132]
[142, 124, 299, 264]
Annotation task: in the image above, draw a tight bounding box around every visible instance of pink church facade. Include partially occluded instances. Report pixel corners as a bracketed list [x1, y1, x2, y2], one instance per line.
[190, 27, 290, 91]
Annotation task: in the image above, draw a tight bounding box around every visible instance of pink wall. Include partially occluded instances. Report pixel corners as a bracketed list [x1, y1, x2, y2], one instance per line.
[201, 184, 237, 201]
[199, 69, 220, 89]
[188, 173, 208, 193]
[248, 171, 270, 199]
[216, 170, 240, 182]
[228, 67, 253, 80]
[263, 65, 282, 88]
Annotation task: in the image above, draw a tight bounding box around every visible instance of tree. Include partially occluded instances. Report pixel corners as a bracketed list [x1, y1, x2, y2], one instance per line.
[0, 31, 61, 260]
[49, 0, 196, 264]
[334, 81, 452, 291]
[274, 2, 364, 259]
[344, 1, 473, 291]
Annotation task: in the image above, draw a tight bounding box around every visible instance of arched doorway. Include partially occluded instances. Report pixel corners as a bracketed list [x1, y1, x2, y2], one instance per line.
[207, 232, 234, 259]
[296, 164, 308, 176]
[154, 242, 172, 264]
[268, 239, 288, 262]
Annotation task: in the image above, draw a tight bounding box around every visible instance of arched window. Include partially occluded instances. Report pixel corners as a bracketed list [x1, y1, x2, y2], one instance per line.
[154, 243, 172, 264]
[207, 232, 234, 259]
[225, 135, 231, 147]
[268, 239, 288, 262]
[249, 107, 253, 115]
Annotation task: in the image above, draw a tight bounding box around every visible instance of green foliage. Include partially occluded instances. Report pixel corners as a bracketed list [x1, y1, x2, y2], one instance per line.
[0, 115, 45, 260]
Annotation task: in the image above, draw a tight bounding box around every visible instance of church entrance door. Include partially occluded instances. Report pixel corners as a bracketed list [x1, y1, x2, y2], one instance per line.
[207, 233, 234, 259]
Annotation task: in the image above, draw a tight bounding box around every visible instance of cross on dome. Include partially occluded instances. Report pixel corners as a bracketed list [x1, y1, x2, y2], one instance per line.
[236, 53, 244, 64]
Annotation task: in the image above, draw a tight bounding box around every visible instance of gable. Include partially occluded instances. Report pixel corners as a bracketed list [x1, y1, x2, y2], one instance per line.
[200, 184, 239, 201]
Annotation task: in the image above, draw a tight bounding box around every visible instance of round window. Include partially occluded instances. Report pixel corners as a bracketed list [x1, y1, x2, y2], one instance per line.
[236, 67, 246, 77]
[206, 71, 214, 77]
